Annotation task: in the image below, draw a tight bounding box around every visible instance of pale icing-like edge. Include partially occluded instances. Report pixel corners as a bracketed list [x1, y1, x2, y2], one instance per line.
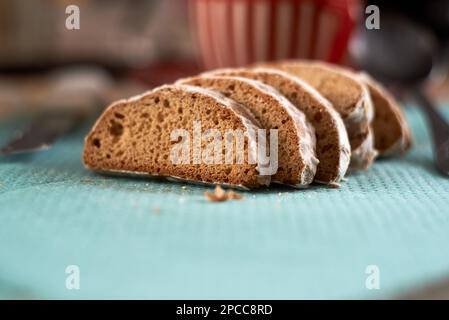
[178, 75, 319, 187]
[176, 84, 271, 186]
[240, 77, 319, 187]
[251, 68, 351, 183]
[358, 72, 412, 157]
[347, 88, 377, 169]
[270, 61, 378, 169]
[205, 67, 351, 184]
[349, 126, 378, 170]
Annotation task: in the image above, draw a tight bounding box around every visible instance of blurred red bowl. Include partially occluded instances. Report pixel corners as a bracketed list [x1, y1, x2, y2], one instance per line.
[189, 0, 361, 69]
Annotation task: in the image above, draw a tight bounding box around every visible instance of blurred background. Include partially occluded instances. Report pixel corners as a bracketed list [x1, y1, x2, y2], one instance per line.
[0, 0, 448, 120]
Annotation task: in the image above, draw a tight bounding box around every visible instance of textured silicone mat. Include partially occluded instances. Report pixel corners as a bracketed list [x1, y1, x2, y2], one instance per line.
[1, 106, 449, 299]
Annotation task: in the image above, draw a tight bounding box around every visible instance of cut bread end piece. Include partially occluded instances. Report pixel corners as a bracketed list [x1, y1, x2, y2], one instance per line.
[259, 60, 377, 170]
[359, 73, 412, 156]
[83, 84, 270, 189]
[177, 75, 318, 187]
[204, 67, 351, 185]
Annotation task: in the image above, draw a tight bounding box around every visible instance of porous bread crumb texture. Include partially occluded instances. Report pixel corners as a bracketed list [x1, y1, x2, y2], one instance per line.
[208, 68, 349, 184]
[179, 76, 312, 186]
[83, 86, 264, 188]
[364, 79, 412, 155]
[259, 61, 377, 171]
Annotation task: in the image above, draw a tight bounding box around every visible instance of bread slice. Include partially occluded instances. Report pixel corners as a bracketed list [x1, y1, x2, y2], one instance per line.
[260, 60, 377, 170]
[359, 73, 412, 156]
[177, 75, 318, 187]
[83, 84, 271, 189]
[205, 67, 351, 185]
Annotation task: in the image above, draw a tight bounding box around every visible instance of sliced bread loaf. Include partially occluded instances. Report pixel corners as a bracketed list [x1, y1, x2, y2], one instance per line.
[261, 60, 377, 170]
[177, 75, 318, 187]
[359, 73, 412, 156]
[83, 84, 271, 189]
[205, 67, 351, 185]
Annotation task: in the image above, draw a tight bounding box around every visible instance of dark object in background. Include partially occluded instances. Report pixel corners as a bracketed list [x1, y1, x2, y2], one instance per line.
[352, 14, 437, 85]
[368, 0, 449, 81]
[369, 0, 449, 72]
[364, 1, 449, 99]
[351, 14, 449, 176]
[369, 0, 449, 41]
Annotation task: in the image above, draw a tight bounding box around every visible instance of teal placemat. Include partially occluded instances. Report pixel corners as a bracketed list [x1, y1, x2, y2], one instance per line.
[1, 106, 449, 299]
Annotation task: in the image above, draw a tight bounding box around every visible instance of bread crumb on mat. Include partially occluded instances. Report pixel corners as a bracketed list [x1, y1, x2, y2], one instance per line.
[204, 186, 243, 202]
[227, 190, 243, 200]
[152, 207, 161, 214]
[328, 182, 341, 189]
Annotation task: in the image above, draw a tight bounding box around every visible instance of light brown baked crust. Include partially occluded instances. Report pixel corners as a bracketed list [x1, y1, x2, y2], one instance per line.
[205, 67, 351, 184]
[178, 75, 318, 187]
[259, 60, 377, 170]
[83, 84, 270, 189]
[359, 73, 412, 156]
